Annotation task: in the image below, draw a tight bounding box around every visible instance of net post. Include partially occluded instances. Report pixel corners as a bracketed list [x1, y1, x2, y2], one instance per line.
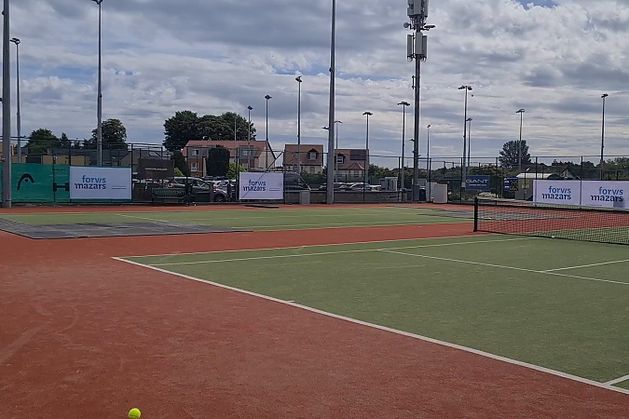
[473, 197, 479, 232]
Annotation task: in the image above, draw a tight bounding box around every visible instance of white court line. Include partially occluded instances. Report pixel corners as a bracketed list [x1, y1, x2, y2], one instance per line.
[111, 256, 629, 396]
[150, 237, 529, 267]
[543, 259, 629, 272]
[382, 250, 629, 287]
[126, 234, 506, 258]
[606, 374, 629, 386]
[117, 213, 170, 223]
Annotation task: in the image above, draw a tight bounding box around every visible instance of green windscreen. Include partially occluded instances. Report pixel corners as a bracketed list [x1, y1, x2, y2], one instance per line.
[0, 163, 70, 203]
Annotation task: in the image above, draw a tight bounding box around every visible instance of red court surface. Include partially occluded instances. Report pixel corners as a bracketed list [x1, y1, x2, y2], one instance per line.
[1, 209, 628, 417]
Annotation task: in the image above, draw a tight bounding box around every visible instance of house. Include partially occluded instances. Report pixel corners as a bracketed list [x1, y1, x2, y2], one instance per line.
[283, 144, 324, 174]
[335, 149, 369, 181]
[183, 140, 275, 177]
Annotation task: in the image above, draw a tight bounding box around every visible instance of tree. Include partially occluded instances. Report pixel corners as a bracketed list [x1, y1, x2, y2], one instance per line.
[227, 162, 245, 179]
[27, 129, 61, 154]
[59, 133, 71, 148]
[86, 119, 128, 150]
[499, 140, 531, 169]
[163, 111, 256, 152]
[163, 111, 201, 152]
[171, 150, 189, 176]
[206, 146, 230, 177]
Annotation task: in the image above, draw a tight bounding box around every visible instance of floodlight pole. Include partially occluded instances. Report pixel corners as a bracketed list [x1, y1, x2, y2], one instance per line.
[326, 0, 336, 204]
[247, 106, 253, 142]
[458, 85, 472, 191]
[406, 1, 433, 202]
[466, 118, 472, 167]
[296, 76, 302, 174]
[10, 37, 20, 162]
[334, 120, 342, 183]
[363, 111, 372, 192]
[516, 108, 525, 172]
[427, 124, 431, 201]
[92, 0, 103, 166]
[2, 0, 12, 208]
[398, 101, 410, 194]
[600, 93, 608, 180]
[265, 94, 272, 170]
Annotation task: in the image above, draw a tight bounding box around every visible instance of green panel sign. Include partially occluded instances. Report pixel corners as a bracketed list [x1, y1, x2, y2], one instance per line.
[0, 163, 70, 203]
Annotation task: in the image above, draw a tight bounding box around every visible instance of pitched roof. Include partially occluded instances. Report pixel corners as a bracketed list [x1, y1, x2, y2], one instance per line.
[283, 144, 324, 166]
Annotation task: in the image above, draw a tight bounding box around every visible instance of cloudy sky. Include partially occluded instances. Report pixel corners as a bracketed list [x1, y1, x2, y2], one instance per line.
[5, 0, 629, 165]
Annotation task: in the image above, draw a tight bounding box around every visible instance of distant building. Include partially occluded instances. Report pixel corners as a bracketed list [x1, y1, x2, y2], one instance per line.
[283, 144, 324, 174]
[335, 149, 369, 181]
[183, 140, 275, 177]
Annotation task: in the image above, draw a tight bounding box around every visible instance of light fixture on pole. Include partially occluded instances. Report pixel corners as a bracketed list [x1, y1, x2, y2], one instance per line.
[458, 85, 472, 189]
[516, 108, 526, 172]
[10, 37, 21, 163]
[397, 101, 410, 193]
[92, 0, 103, 167]
[600, 93, 609, 180]
[247, 106, 253, 142]
[363, 111, 373, 192]
[466, 118, 472, 167]
[405, 0, 434, 202]
[295, 76, 302, 174]
[326, 0, 337, 204]
[2, 0, 12, 208]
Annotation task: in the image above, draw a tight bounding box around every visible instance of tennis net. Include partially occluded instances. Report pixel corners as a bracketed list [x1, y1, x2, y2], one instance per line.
[474, 198, 629, 246]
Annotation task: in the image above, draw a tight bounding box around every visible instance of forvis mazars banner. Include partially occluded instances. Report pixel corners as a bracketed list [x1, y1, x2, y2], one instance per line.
[534, 180, 628, 209]
[69, 167, 132, 200]
[239, 172, 284, 200]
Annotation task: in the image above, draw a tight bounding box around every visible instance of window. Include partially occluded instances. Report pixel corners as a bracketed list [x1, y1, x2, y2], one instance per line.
[191, 162, 198, 171]
[193, 149, 200, 156]
[308, 151, 317, 160]
[336, 155, 345, 164]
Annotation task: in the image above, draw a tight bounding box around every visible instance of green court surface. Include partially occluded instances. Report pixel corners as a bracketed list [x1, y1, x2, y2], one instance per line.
[0, 206, 469, 231]
[125, 235, 629, 388]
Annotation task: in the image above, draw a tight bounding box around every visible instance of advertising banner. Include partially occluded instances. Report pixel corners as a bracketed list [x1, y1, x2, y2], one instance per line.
[580, 181, 628, 209]
[533, 180, 581, 206]
[69, 167, 132, 200]
[239, 172, 284, 200]
[466, 175, 491, 192]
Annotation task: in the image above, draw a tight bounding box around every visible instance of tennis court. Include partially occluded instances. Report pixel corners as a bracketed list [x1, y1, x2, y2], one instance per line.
[121, 233, 629, 390]
[0, 205, 470, 238]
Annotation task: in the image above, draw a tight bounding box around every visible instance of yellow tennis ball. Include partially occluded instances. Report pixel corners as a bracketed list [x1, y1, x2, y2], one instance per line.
[128, 408, 141, 419]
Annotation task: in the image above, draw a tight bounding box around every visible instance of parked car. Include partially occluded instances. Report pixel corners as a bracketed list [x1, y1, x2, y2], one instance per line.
[170, 177, 227, 202]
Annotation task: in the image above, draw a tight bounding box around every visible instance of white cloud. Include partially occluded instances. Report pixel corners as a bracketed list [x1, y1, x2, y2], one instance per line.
[2, 0, 628, 163]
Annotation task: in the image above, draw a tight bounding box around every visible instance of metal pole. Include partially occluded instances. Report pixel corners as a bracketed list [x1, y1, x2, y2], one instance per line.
[412, 42, 421, 202]
[10, 38, 20, 162]
[334, 121, 340, 183]
[94, 0, 103, 167]
[427, 124, 431, 201]
[326, 0, 336, 205]
[247, 106, 252, 142]
[600, 94, 608, 180]
[518, 110, 524, 172]
[234, 114, 237, 141]
[467, 118, 472, 167]
[401, 105, 406, 192]
[264, 95, 271, 171]
[2, 0, 12, 208]
[462, 88, 468, 190]
[363, 112, 371, 192]
[296, 76, 302, 175]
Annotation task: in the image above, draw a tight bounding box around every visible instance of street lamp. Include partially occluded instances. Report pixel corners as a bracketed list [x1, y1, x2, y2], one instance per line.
[397, 101, 410, 193]
[9, 38, 21, 162]
[600, 93, 609, 180]
[247, 106, 253, 142]
[363, 111, 373, 192]
[91, 0, 103, 166]
[466, 118, 472, 167]
[458, 85, 472, 188]
[516, 108, 525, 172]
[334, 120, 342, 182]
[295, 76, 302, 174]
